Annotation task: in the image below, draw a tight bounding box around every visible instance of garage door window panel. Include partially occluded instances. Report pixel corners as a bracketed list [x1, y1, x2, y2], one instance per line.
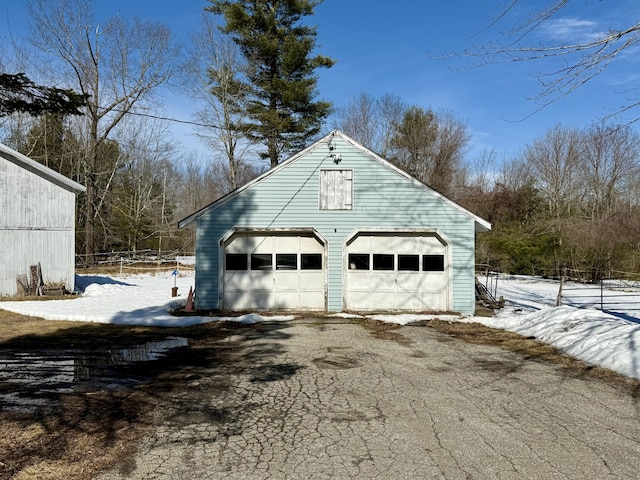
[226, 253, 248, 270]
[276, 253, 297, 270]
[423, 255, 445, 271]
[373, 254, 394, 271]
[251, 253, 272, 270]
[301, 253, 322, 270]
[398, 254, 419, 272]
[349, 253, 369, 270]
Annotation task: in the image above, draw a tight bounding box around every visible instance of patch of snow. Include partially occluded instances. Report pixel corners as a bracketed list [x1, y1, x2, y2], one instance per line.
[330, 312, 364, 319]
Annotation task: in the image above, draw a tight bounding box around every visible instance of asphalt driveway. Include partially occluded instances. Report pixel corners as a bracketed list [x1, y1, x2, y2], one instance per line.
[96, 319, 640, 480]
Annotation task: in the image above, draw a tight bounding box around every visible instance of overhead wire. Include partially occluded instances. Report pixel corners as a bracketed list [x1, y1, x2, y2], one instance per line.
[96, 106, 222, 130]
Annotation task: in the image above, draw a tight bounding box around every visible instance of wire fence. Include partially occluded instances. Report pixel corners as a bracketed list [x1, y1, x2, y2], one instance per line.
[477, 265, 640, 315]
[558, 276, 640, 313]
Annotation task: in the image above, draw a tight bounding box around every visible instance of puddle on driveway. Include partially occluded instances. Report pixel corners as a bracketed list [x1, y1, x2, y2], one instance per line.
[0, 337, 188, 412]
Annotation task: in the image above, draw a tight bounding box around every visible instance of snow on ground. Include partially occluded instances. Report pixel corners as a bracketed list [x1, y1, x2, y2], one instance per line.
[0, 271, 639, 380]
[0, 272, 294, 327]
[474, 275, 640, 381]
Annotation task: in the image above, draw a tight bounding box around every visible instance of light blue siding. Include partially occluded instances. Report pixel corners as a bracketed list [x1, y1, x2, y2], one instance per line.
[189, 132, 486, 314]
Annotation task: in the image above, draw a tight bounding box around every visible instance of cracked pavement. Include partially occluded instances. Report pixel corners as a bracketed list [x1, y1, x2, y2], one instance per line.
[96, 320, 640, 479]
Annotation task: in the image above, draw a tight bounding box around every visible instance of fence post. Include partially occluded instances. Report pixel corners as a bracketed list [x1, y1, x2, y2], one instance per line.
[556, 268, 565, 306]
[485, 266, 490, 296]
[120, 257, 123, 276]
[600, 279, 604, 311]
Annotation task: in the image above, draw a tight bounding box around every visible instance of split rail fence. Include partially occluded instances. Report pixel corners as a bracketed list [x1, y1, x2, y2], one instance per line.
[76, 250, 195, 275]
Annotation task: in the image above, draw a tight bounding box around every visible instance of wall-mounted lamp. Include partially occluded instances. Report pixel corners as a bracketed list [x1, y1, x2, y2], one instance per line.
[328, 132, 336, 151]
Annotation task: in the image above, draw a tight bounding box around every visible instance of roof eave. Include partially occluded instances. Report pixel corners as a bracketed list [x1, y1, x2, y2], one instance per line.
[333, 130, 493, 234]
[178, 129, 493, 232]
[177, 133, 333, 229]
[0, 142, 86, 193]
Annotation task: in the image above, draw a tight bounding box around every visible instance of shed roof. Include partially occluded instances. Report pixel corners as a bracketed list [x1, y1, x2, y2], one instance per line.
[178, 130, 491, 233]
[0, 142, 86, 194]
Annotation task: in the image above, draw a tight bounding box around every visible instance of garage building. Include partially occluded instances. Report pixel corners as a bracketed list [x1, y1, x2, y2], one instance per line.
[178, 130, 490, 314]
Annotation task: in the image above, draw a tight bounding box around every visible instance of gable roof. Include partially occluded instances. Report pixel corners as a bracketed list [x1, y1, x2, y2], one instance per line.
[178, 130, 491, 232]
[0, 142, 86, 194]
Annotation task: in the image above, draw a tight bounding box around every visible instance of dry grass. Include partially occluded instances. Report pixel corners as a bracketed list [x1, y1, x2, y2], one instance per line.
[428, 318, 640, 397]
[0, 310, 81, 342]
[0, 392, 150, 480]
[355, 317, 413, 344]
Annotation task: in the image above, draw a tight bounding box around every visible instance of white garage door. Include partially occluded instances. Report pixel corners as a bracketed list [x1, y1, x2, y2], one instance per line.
[223, 232, 325, 310]
[345, 233, 449, 311]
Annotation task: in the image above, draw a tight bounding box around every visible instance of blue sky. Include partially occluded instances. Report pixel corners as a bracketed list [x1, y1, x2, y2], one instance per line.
[2, 0, 640, 164]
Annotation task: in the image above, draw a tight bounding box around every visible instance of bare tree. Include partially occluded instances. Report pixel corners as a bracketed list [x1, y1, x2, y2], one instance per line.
[500, 155, 526, 186]
[579, 124, 640, 220]
[107, 116, 178, 253]
[376, 93, 406, 158]
[525, 124, 582, 219]
[335, 92, 405, 156]
[388, 107, 470, 196]
[431, 111, 470, 196]
[468, 148, 498, 195]
[187, 13, 255, 190]
[467, 1, 640, 122]
[178, 154, 221, 213]
[27, 0, 181, 261]
[336, 92, 380, 150]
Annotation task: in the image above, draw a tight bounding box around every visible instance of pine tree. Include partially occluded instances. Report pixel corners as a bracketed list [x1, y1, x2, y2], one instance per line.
[207, 0, 334, 167]
[0, 73, 87, 117]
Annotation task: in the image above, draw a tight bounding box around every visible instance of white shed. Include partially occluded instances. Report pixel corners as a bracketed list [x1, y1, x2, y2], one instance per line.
[0, 143, 85, 296]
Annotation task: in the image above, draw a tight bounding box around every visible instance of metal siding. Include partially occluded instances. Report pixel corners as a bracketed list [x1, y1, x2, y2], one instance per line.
[0, 156, 75, 229]
[194, 136, 478, 314]
[0, 155, 77, 296]
[0, 230, 76, 296]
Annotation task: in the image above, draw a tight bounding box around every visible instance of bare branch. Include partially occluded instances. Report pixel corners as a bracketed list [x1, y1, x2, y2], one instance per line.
[460, 1, 640, 121]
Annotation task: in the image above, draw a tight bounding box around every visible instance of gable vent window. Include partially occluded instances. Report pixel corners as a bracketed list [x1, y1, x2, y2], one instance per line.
[320, 169, 353, 210]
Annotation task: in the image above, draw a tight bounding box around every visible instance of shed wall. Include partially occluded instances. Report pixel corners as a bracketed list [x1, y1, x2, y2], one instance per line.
[0, 155, 77, 295]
